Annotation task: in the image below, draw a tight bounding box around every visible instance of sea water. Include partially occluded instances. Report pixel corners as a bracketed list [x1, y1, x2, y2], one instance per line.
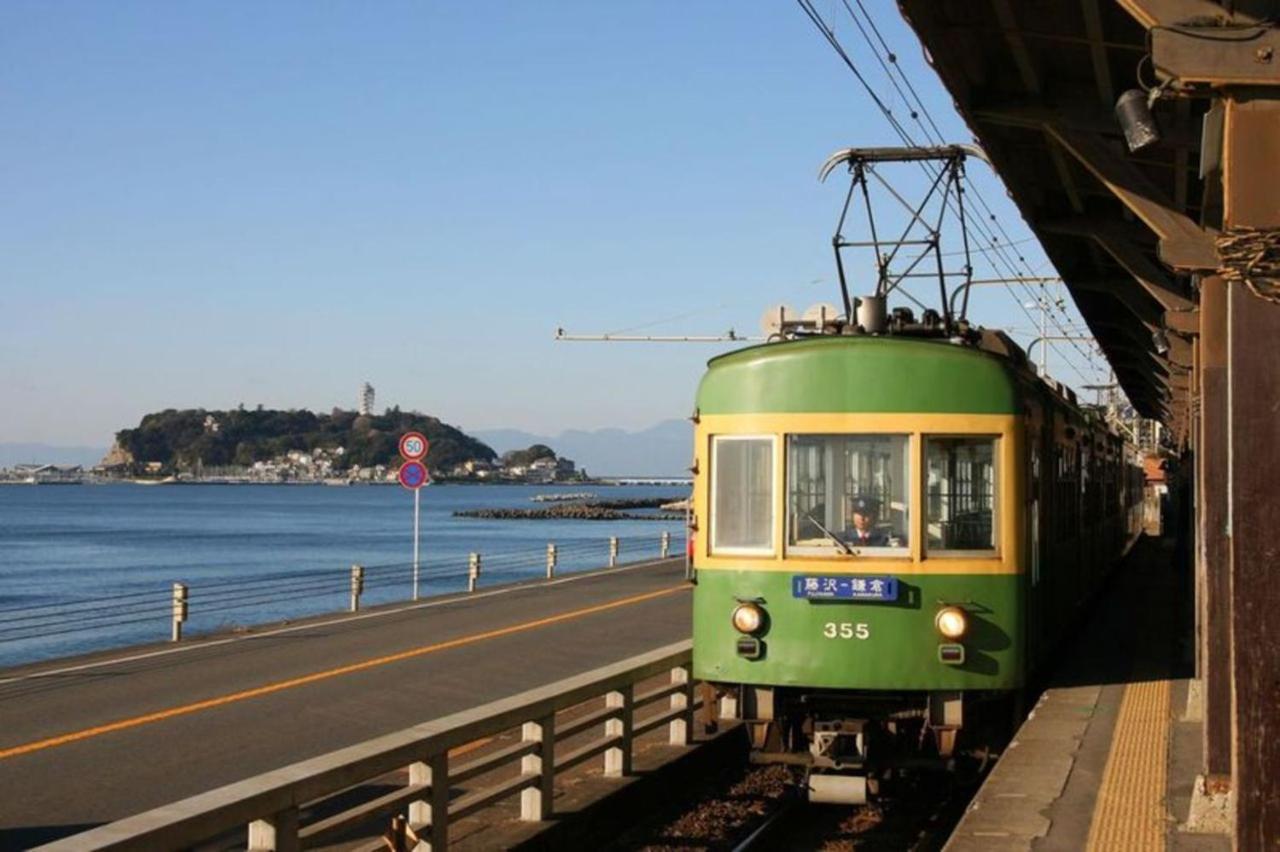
[0, 483, 688, 667]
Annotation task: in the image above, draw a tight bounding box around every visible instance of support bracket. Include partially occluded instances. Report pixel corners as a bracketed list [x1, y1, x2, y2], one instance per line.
[1153, 25, 1280, 88]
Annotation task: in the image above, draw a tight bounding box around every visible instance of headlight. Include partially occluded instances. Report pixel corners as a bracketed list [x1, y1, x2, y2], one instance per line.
[935, 606, 968, 640]
[731, 602, 764, 634]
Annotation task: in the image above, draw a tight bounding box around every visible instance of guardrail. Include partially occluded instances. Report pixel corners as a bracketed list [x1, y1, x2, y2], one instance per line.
[0, 532, 687, 668]
[38, 640, 698, 851]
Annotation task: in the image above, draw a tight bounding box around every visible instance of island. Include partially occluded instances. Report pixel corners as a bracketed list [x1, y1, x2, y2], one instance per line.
[78, 407, 590, 485]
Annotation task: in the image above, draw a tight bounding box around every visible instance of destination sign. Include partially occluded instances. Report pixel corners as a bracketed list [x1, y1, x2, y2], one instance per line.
[792, 575, 899, 602]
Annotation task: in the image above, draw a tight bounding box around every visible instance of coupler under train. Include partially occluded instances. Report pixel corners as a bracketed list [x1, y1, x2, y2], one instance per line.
[718, 685, 1005, 804]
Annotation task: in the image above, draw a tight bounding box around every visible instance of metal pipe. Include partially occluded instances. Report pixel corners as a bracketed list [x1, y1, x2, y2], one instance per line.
[554, 330, 760, 343]
[1027, 335, 1094, 372]
[947, 277, 1064, 317]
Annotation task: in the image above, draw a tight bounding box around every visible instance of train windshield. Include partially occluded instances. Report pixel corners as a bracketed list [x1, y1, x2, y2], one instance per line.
[925, 436, 998, 552]
[787, 434, 909, 555]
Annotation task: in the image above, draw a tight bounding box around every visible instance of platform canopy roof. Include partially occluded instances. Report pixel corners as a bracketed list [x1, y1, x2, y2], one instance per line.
[895, 0, 1247, 435]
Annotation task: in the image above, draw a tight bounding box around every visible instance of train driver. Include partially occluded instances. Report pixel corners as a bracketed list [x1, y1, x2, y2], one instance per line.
[845, 495, 898, 547]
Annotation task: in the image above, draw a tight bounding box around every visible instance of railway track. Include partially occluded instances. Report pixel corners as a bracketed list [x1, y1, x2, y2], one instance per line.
[728, 797, 801, 852]
[612, 761, 985, 851]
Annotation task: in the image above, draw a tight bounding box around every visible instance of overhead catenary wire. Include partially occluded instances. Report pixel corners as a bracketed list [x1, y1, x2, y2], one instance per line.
[798, 0, 1107, 388]
[833, 1, 1106, 374]
[815, 1, 1095, 337]
[799, 0, 1030, 306]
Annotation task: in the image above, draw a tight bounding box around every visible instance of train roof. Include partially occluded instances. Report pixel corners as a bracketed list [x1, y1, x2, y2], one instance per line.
[698, 335, 1021, 416]
[699, 334, 1129, 447]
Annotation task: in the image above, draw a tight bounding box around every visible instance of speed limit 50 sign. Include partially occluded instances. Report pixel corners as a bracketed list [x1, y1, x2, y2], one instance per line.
[399, 431, 429, 461]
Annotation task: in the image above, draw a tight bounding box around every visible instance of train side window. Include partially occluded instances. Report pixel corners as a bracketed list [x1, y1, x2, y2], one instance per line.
[709, 435, 775, 555]
[785, 434, 910, 555]
[925, 436, 998, 553]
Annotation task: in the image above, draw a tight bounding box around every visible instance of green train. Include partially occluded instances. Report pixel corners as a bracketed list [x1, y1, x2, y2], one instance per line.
[689, 321, 1144, 802]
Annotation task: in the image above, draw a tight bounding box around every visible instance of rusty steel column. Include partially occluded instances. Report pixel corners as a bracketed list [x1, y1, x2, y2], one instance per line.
[1222, 92, 1280, 847]
[1197, 276, 1231, 787]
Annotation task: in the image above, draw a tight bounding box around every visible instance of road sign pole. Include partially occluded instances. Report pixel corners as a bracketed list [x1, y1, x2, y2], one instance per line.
[398, 433, 431, 602]
[413, 487, 421, 601]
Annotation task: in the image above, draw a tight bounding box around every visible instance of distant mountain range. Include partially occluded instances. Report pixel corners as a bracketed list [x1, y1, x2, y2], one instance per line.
[0, 444, 109, 468]
[472, 419, 692, 477]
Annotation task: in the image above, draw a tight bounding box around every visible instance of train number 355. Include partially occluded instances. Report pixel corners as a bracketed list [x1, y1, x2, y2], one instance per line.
[822, 622, 870, 640]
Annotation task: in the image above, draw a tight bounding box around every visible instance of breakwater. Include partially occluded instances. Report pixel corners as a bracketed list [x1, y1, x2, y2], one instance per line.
[455, 496, 684, 521]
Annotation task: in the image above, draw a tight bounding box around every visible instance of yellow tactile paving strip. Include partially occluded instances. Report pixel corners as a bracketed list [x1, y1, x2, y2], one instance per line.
[1085, 678, 1172, 852]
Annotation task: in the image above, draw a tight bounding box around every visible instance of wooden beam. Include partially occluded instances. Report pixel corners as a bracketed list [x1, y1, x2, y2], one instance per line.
[1048, 143, 1086, 213]
[1227, 265, 1280, 845]
[1116, 0, 1249, 29]
[1080, 0, 1115, 106]
[1197, 275, 1232, 784]
[1174, 99, 1191, 212]
[941, 23, 1146, 53]
[1091, 315, 1195, 370]
[1069, 278, 1163, 325]
[1223, 91, 1280, 847]
[991, 0, 1041, 95]
[1038, 217, 1196, 311]
[1165, 308, 1200, 335]
[1153, 24, 1280, 87]
[1092, 231, 1197, 312]
[972, 102, 1200, 150]
[1039, 215, 1156, 246]
[1044, 125, 1219, 270]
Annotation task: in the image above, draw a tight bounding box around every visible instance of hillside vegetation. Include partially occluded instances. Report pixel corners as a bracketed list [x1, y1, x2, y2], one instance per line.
[113, 407, 496, 472]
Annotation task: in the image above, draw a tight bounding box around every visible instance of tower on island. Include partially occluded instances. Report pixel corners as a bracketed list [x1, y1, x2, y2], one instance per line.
[359, 382, 375, 416]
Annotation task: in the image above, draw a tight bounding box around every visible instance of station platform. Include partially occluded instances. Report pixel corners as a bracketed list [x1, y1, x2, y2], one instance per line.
[945, 536, 1229, 852]
[0, 556, 691, 848]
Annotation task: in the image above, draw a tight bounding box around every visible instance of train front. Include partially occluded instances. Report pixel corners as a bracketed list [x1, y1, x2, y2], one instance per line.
[690, 334, 1025, 803]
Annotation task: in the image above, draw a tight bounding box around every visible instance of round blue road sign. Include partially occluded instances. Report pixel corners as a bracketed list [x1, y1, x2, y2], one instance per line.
[398, 460, 429, 490]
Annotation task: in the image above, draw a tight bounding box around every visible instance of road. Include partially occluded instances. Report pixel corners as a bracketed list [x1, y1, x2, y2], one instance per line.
[0, 558, 692, 849]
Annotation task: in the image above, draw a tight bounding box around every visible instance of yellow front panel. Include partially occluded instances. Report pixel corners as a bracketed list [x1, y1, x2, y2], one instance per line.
[692, 412, 1024, 576]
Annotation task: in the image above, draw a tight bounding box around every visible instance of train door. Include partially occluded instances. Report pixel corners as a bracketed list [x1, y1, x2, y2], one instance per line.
[1025, 399, 1046, 669]
[1024, 404, 1044, 665]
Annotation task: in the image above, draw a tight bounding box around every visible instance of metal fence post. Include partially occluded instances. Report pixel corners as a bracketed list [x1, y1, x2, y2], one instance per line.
[546, 543, 557, 580]
[247, 806, 300, 852]
[468, 552, 481, 593]
[608, 536, 619, 567]
[669, 665, 693, 745]
[604, 685, 634, 777]
[520, 714, 555, 821]
[661, 531, 670, 559]
[349, 564, 364, 613]
[171, 582, 188, 642]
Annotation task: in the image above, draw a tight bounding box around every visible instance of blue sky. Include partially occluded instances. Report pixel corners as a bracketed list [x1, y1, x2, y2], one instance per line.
[1, 2, 1109, 447]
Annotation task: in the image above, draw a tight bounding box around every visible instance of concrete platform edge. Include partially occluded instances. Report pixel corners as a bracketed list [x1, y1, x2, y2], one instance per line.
[943, 685, 1100, 852]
